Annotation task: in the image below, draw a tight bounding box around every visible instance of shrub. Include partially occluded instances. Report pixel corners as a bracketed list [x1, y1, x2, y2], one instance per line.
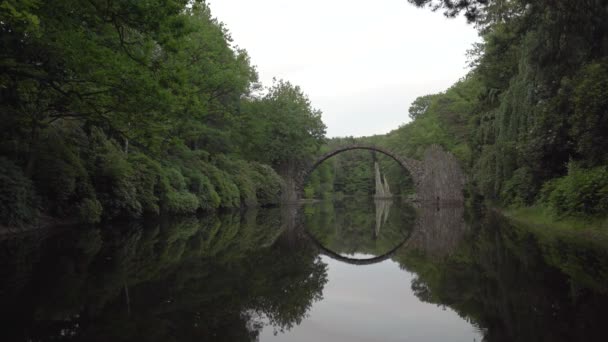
[540, 164, 608, 217]
[213, 156, 257, 206]
[249, 162, 283, 206]
[183, 170, 221, 210]
[165, 190, 199, 214]
[129, 153, 164, 214]
[88, 127, 142, 219]
[77, 198, 103, 223]
[201, 162, 241, 208]
[0, 157, 38, 226]
[501, 167, 537, 206]
[165, 167, 187, 191]
[228, 160, 258, 206]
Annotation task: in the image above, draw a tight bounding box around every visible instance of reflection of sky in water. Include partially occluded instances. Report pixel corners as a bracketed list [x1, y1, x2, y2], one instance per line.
[261, 254, 481, 342]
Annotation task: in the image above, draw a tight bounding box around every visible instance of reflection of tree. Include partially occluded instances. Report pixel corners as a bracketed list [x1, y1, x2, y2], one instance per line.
[0, 209, 328, 341]
[248, 233, 327, 333]
[303, 198, 416, 256]
[397, 211, 608, 342]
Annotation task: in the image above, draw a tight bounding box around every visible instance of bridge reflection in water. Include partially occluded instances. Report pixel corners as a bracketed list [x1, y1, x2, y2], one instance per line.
[281, 199, 467, 266]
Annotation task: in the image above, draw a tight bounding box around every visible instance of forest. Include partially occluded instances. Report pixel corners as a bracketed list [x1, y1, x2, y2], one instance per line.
[0, 1, 325, 226]
[2, 0, 607, 228]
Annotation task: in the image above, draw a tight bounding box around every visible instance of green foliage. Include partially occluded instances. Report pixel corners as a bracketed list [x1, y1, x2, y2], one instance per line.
[571, 59, 608, 166]
[540, 165, 608, 217]
[165, 167, 187, 192]
[165, 191, 199, 215]
[77, 198, 103, 223]
[214, 156, 257, 206]
[466, 1, 608, 208]
[399, 0, 608, 221]
[88, 128, 142, 219]
[0, 1, 318, 225]
[378, 77, 481, 166]
[0, 157, 38, 226]
[248, 162, 283, 206]
[407, 0, 496, 22]
[0, 0, 40, 33]
[239, 79, 326, 168]
[408, 94, 436, 120]
[128, 153, 164, 214]
[200, 162, 241, 208]
[500, 167, 536, 205]
[472, 145, 498, 200]
[182, 169, 221, 211]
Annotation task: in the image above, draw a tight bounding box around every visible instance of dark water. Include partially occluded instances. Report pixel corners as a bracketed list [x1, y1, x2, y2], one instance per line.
[1, 199, 608, 342]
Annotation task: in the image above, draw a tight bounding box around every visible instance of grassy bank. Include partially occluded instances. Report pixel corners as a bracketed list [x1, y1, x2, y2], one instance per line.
[501, 206, 608, 244]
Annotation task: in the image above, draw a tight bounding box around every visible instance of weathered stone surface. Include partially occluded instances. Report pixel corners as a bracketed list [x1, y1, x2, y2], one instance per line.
[417, 145, 465, 203]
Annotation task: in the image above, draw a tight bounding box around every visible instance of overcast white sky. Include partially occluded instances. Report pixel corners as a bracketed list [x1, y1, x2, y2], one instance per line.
[210, 0, 479, 137]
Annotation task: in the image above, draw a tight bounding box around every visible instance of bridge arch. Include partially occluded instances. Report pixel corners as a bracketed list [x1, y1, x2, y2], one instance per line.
[296, 144, 423, 199]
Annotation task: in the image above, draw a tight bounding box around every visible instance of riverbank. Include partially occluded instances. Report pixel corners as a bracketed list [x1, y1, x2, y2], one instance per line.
[500, 206, 608, 245]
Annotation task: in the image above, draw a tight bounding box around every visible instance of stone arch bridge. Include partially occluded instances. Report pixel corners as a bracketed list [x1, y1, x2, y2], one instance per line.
[284, 144, 465, 203]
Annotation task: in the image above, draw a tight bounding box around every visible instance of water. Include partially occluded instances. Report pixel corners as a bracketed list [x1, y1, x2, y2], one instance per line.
[1, 199, 607, 341]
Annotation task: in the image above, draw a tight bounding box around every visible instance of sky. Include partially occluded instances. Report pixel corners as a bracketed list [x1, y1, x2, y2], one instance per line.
[209, 0, 479, 138]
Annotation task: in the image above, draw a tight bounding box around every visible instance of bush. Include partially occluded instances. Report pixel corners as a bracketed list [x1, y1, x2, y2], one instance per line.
[249, 162, 283, 206]
[201, 162, 241, 208]
[501, 167, 537, 206]
[88, 127, 142, 219]
[165, 167, 187, 191]
[0, 157, 38, 226]
[181, 169, 221, 210]
[129, 153, 164, 214]
[228, 159, 258, 206]
[77, 198, 103, 223]
[540, 164, 608, 217]
[165, 191, 199, 214]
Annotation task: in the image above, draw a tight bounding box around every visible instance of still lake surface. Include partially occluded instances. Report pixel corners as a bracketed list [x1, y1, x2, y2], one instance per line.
[1, 199, 607, 341]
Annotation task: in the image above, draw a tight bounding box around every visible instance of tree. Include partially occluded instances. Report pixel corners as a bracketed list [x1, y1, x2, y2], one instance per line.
[408, 94, 436, 120]
[239, 79, 326, 169]
[0, 0, 305, 224]
[407, 0, 493, 22]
